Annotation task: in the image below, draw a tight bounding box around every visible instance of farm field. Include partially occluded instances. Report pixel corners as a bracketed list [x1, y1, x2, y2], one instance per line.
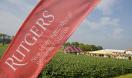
[41, 52, 132, 78]
[0, 46, 132, 78]
[0, 45, 8, 58]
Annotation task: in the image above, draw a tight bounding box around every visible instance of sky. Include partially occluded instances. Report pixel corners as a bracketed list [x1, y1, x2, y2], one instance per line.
[0, 0, 132, 49]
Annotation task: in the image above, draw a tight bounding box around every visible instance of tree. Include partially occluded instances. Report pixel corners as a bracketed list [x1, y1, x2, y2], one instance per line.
[85, 44, 92, 51]
[0, 33, 12, 46]
[71, 42, 79, 47]
[64, 42, 71, 48]
[90, 45, 98, 51]
[79, 43, 86, 51]
[0, 33, 5, 46]
[97, 46, 103, 50]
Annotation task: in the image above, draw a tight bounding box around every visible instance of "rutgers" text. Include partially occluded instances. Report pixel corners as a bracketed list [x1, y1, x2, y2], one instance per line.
[5, 10, 54, 71]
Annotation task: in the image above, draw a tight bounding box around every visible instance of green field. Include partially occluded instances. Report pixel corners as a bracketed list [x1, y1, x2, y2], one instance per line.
[115, 74, 132, 78]
[0, 46, 132, 78]
[41, 52, 132, 78]
[0, 45, 7, 58]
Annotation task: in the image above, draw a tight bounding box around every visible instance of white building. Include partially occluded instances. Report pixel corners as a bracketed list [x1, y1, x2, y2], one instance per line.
[88, 49, 132, 60]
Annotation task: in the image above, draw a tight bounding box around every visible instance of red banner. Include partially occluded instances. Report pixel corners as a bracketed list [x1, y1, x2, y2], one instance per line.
[0, 0, 100, 78]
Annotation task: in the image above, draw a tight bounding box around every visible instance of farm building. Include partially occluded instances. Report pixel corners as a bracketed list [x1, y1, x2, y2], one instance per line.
[64, 45, 82, 55]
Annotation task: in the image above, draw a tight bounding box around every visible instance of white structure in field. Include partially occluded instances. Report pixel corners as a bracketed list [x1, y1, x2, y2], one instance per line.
[88, 49, 132, 60]
[125, 49, 132, 55]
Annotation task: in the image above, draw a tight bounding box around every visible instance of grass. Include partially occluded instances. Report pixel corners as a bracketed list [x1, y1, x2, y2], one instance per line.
[0, 45, 8, 58]
[115, 74, 132, 78]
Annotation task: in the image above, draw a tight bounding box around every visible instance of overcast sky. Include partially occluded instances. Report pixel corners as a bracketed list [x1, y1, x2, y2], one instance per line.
[0, 0, 132, 49]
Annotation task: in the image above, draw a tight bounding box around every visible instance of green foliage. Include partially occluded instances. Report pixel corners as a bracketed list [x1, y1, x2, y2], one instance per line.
[71, 42, 80, 47]
[41, 52, 132, 78]
[97, 46, 103, 50]
[0, 34, 12, 45]
[63, 42, 71, 49]
[0, 45, 8, 58]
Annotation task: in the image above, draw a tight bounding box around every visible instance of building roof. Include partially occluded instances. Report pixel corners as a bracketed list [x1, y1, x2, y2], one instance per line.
[89, 50, 113, 55]
[89, 49, 126, 55]
[126, 48, 132, 51]
[64, 45, 82, 53]
[105, 49, 125, 53]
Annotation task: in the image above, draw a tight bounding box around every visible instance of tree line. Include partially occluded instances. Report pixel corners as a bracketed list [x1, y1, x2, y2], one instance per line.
[64, 42, 103, 51]
[0, 33, 12, 46]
